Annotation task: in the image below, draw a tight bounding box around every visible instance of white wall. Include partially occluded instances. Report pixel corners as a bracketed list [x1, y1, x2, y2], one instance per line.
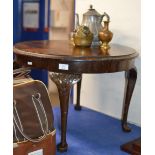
[75, 0, 141, 126]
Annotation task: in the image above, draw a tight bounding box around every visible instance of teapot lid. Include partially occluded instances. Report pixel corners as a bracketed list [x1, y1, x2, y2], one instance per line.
[83, 5, 101, 16]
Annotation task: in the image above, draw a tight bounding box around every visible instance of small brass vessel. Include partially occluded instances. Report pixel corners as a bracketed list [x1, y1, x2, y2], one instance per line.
[73, 26, 93, 47]
[98, 13, 113, 50]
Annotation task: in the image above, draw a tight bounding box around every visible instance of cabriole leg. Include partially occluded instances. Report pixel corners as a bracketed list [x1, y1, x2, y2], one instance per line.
[49, 72, 81, 152]
[122, 67, 137, 132]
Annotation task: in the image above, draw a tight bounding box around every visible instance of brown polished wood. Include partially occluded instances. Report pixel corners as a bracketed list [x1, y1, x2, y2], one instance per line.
[13, 40, 138, 73]
[121, 137, 141, 155]
[13, 40, 139, 152]
[122, 67, 137, 132]
[51, 77, 70, 152]
[75, 78, 82, 110]
[49, 72, 81, 152]
[13, 134, 56, 155]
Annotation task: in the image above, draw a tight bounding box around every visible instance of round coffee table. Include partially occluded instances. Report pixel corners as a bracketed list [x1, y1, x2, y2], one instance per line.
[14, 40, 139, 152]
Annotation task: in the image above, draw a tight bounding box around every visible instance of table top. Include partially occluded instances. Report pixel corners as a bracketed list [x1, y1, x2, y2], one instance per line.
[14, 40, 138, 73]
[14, 40, 138, 60]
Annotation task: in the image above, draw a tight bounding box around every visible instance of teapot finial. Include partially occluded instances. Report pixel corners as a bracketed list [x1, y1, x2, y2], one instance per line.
[89, 4, 93, 10]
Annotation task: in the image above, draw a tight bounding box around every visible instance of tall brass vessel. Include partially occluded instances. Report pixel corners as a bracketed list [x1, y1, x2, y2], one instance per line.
[98, 13, 113, 50]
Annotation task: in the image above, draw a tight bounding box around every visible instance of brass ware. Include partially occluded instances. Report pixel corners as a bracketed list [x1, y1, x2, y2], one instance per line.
[98, 13, 113, 50]
[73, 46, 110, 57]
[76, 5, 110, 46]
[73, 46, 93, 56]
[73, 25, 93, 47]
[100, 47, 110, 55]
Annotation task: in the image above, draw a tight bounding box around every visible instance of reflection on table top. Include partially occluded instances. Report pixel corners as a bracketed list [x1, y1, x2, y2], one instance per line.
[13, 40, 138, 61]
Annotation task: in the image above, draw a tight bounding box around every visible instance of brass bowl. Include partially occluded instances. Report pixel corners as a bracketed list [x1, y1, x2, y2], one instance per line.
[73, 35, 93, 47]
[73, 25, 93, 47]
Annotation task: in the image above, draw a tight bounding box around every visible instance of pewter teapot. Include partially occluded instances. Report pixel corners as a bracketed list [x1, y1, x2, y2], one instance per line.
[75, 5, 109, 46]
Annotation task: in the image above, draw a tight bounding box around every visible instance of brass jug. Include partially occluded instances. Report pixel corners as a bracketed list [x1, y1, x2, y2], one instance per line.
[98, 13, 113, 50]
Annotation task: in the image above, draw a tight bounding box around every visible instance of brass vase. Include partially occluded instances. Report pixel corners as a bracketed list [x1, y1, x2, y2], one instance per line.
[98, 13, 113, 50]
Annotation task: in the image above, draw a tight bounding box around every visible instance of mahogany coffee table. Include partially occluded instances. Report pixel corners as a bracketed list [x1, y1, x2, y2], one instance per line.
[14, 40, 138, 152]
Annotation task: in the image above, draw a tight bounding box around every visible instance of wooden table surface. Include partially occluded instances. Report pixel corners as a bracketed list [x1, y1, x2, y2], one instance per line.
[14, 40, 138, 73]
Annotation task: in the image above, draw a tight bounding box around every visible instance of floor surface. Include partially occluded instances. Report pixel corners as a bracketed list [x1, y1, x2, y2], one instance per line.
[53, 104, 141, 155]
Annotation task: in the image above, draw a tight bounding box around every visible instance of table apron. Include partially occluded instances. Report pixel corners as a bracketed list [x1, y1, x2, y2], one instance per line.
[15, 54, 136, 74]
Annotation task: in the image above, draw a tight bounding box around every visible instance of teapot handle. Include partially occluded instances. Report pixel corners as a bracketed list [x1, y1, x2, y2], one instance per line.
[102, 12, 110, 22]
[75, 13, 80, 29]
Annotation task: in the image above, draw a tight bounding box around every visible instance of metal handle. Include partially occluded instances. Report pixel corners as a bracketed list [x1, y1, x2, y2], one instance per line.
[74, 13, 80, 30]
[103, 12, 110, 22]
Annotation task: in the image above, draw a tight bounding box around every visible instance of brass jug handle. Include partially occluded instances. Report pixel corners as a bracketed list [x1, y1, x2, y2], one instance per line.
[102, 12, 110, 22]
